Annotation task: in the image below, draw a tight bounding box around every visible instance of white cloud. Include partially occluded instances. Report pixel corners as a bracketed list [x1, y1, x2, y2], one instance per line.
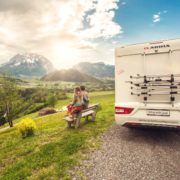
[96, 0, 119, 12]
[72, 40, 99, 49]
[153, 18, 160, 22]
[113, 41, 118, 44]
[0, 0, 122, 69]
[153, 14, 161, 23]
[109, 49, 114, 51]
[118, 36, 122, 38]
[79, 1, 122, 40]
[158, 12, 161, 15]
[164, 11, 167, 13]
[153, 15, 159, 19]
[122, 2, 126, 4]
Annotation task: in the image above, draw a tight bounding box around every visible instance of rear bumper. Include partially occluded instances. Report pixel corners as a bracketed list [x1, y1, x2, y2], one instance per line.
[115, 112, 180, 127]
[122, 122, 180, 131]
[115, 102, 180, 129]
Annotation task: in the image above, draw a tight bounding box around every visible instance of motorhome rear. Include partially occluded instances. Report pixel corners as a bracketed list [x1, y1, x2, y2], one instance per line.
[115, 38, 180, 130]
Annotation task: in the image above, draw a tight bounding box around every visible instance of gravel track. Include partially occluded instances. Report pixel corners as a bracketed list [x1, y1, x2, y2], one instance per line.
[72, 123, 180, 180]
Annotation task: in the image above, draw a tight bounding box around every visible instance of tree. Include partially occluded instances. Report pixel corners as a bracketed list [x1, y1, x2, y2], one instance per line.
[0, 90, 6, 123]
[0, 71, 20, 127]
[46, 94, 58, 108]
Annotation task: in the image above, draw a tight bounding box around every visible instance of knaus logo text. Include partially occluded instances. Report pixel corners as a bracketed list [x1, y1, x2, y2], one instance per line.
[144, 44, 170, 50]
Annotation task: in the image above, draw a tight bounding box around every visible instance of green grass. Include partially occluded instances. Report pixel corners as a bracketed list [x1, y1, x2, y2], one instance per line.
[0, 90, 114, 129]
[0, 91, 115, 180]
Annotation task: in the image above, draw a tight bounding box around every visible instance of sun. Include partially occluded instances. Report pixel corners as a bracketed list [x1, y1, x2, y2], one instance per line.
[52, 43, 81, 69]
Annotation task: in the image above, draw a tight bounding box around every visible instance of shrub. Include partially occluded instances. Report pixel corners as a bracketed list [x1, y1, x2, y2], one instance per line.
[18, 118, 36, 139]
[23, 103, 48, 115]
[28, 104, 36, 110]
[22, 102, 30, 111]
[90, 89, 95, 92]
[0, 117, 6, 126]
[23, 111, 27, 115]
[47, 94, 58, 108]
[57, 95, 67, 100]
[14, 115, 20, 119]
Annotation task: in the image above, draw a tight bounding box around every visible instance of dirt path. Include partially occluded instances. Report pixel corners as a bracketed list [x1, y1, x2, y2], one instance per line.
[72, 123, 180, 180]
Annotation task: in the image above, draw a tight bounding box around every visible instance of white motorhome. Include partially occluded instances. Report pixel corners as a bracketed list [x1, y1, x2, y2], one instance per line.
[115, 38, 180, 130]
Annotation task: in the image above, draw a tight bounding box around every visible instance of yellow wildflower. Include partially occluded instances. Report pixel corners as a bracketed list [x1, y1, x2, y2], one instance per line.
[18, 118, 36, 139]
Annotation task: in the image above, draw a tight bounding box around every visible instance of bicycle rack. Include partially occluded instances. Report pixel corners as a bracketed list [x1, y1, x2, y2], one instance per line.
[126, 50, 180, 107]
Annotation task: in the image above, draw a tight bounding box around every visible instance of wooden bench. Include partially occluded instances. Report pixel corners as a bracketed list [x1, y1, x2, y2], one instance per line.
[63, 103, 100, 129]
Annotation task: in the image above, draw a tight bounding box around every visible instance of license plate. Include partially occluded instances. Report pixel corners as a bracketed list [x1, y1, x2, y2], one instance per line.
[147, 109, 170, 116]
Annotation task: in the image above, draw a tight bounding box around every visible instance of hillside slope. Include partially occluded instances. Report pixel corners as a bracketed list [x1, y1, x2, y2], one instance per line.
[72, 62, 115, 78]
[0, 91, 115, 179]
[40, 69, 102, 83]
[0, 53, 57, 77]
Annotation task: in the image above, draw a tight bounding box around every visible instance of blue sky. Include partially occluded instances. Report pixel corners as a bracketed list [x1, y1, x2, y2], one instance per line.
[89, 0, 180, 67]
[0, 0, 180, 69]
[112, 0, 180, 45]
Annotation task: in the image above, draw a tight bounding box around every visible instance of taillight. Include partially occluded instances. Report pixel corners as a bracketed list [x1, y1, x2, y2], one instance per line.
[115, 107, 134, 114]
[126, 123, 141, 126]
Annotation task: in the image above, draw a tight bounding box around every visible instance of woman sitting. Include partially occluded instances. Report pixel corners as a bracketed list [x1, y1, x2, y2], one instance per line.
[63, 86, 89, 119]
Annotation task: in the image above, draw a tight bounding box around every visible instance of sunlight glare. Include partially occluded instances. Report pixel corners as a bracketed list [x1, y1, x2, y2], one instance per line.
[52, 43, 81, 69]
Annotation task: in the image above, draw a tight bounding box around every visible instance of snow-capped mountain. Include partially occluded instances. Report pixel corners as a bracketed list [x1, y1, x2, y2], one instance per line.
[0, 53, 57, 77]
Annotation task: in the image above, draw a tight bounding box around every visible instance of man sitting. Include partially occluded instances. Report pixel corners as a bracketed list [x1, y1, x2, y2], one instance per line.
[80, 85, 89, 109]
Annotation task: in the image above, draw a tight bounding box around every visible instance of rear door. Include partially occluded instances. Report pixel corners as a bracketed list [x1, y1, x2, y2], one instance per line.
[145, 52, 171, 75]
[143, 52, 171, 102]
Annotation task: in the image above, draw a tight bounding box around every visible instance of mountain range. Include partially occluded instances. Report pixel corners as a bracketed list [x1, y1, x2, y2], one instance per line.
[40, 69, 102, 83]
[0, 53, 115, 79]
[72, 62, 115, 78]
[0, 53, 57, 77]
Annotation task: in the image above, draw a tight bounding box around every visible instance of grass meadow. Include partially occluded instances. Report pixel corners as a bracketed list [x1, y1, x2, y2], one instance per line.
[0, 91, 115, 180]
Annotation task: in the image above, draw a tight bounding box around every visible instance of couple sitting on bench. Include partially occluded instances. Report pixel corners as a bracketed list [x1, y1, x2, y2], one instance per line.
[63, 85, 89, 119]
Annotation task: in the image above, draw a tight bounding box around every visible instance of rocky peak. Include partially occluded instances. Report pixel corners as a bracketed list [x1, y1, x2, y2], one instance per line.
[0, 53, 57, 77]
